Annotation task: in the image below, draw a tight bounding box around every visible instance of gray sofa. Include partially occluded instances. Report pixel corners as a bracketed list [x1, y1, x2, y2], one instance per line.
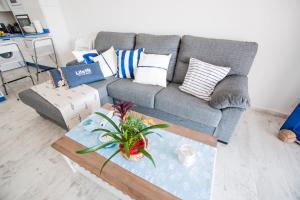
[19, 31, 258, 144]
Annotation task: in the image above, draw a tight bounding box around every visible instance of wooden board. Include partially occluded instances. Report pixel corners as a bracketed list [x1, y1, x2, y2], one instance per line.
[52, 104, 217, 200]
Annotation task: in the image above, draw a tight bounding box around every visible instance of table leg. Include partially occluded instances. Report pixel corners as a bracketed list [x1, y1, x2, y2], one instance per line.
[61, 154, 133, 200]
[62, 155, 77, 173]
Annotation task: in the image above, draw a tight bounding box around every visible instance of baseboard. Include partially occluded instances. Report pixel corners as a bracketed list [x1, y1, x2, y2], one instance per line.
[251, 107, 288, 118]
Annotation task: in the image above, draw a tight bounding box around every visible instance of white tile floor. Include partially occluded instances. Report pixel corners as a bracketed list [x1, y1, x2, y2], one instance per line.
[0, 68, 299, 200]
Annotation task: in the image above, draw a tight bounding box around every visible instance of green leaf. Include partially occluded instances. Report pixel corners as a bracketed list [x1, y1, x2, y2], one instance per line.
[142, 131, 162, 138]
[100, 149, 121, 174]
[124, 142, 130, 158]
[131, 132, 147, 142]
[92, 128, 111, 133]
[140, 124, 169, 134]
[135, 147, 156, 167]
[95, 112, 121, 133]
[124, 129, 128, 140]
[102, 132, 122, 141]
[76, 141, 117, 154]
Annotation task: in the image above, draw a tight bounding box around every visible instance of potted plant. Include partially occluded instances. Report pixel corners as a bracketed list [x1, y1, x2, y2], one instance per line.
[76, 101, 169, 173]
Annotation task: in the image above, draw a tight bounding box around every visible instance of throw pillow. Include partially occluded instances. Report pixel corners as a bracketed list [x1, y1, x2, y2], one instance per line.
[179, 58, 230, 101]
[82, 53, 98, 64]
[48, 68, 64, 88]
[91, 46, 118, 77]
[61, 62, 104, 88]
[72, 50, 98, 62]
[133, 52, 171, 87]
[116, 48, 144, 79]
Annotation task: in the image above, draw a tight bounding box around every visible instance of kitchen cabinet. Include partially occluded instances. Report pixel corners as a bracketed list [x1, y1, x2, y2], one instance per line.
[0, 0, 10, 12]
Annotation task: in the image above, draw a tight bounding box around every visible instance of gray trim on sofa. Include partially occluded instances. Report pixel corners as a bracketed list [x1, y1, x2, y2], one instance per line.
[210, 75, 250, 109]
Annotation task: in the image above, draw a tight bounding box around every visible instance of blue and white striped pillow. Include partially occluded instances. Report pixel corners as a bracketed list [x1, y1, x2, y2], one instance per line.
[116, 48, 144, 79]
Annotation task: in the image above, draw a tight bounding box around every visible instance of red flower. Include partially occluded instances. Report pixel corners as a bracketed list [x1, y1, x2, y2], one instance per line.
[113, 100, 134, 120]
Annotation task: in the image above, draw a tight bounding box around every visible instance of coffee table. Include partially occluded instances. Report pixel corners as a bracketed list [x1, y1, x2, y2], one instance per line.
[52, 104, 217, 200]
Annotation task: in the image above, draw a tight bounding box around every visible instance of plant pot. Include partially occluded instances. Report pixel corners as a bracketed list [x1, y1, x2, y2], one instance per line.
[119, 136, 148, 161]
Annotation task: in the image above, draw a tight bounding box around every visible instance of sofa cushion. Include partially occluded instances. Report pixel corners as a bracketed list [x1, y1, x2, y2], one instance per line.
[87, 76, 118, 100]
[173, 35, 258, 83]
[116, 48, 144, 79]
[135, 33, 181, 81]
[61, 62, 105, 88]
[155, 83, 222, 127]
[179, 57, 230, 101]
[95, 31, 136, 52]
[107, 79, 163, 108]
[91, 46, 118, 77]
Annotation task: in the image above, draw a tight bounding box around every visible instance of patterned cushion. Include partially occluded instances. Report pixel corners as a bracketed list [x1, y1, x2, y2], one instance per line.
[91, 46, 118, 77]
[134, 52, 171, 87]
[179, 58, 230, 101]
[116, 48, 144, 79]
[61, 63, 104, 88]
[82, 53, 98, 64]
[72, 50, 98, 62]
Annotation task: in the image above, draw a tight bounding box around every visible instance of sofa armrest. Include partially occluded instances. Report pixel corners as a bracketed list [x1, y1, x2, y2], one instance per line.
[209, 75, 250, 109]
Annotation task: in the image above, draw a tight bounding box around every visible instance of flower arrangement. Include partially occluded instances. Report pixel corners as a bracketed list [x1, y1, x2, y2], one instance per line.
[76, 101, 169, 173]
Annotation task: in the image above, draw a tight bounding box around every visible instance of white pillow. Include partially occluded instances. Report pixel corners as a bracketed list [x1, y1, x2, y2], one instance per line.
[179, 58, 230, 101]
[133, 52, 171, 87]
[91, 46, 117, 77]
[72, 49, 98, 62]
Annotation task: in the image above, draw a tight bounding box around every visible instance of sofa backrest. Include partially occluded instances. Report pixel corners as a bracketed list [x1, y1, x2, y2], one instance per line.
[95, 31, 136, 52]
[134, 33, 181, 81]
[173, 35, 258, 83]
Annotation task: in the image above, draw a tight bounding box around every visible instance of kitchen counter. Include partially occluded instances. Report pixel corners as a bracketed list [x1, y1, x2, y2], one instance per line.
[0, 28, 55, 70]
[0, 29, 50, 40]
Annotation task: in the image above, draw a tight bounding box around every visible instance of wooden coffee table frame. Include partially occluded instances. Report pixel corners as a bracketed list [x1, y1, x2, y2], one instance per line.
[52, 104, 217, 200]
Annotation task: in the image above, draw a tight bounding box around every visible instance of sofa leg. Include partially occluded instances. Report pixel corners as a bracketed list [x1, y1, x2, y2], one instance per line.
[214, 107, 244, 144]
[217, 140, 228, 145]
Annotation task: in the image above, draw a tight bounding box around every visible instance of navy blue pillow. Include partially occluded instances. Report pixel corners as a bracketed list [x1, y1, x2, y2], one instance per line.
[48, 69, 63, 88]
[61, 62, 104, 88]
[83, 53, 98, 64]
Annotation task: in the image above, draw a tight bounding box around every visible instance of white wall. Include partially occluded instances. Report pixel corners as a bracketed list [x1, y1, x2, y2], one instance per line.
[0, 12, 15, 25]
[22, 0, 47, 28]
[37, 0, 73, 66]
[44, 0, 300, 114]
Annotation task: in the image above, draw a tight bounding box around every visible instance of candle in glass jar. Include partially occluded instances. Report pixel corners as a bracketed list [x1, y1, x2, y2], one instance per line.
[177, 144, 196, 167]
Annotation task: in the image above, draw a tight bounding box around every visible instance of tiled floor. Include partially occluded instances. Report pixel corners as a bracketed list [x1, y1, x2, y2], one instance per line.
[0, 67, 299, 200]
